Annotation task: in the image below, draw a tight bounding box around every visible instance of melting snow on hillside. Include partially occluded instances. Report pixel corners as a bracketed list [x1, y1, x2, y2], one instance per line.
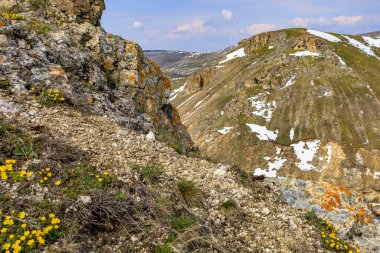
[333, 53, 347, 66]
[307, 30, 342, 42]
[342, 35, 378, 58]
[246, 123, 278, 141]
[219, 48, 246, 64]
[218, 127, 233, 135]
[362, 36, 380, 48]
[289, 51, 320, 57]
[170, 82, 188, 101]
[248, 95, 277, 123]
[291, 140, 321, 171]
[281, 75, 296, 89]
[289, 128, 295, 141]
[254, 147, 287, 177]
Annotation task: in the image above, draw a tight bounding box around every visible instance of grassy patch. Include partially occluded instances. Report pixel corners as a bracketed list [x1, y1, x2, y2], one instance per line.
[222, 199, 238, 210]
[0, 119, 38, 160]
[171, 215, 197, 232]
[130, 163, 164, 184]
[156, 244, 173, 253]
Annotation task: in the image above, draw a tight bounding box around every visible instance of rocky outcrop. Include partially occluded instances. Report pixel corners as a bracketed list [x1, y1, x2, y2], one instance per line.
[0, 0, 195, 154]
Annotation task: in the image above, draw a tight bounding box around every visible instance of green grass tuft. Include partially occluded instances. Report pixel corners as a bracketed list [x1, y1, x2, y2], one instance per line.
[130, 163, 164, 183]
[171, 215, 197, 232]
[222, 199, 238, 210]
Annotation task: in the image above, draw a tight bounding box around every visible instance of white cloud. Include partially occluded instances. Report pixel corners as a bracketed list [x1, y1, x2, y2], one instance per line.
[245, 24, 277, 35]
[177, 20, 210, 33]
[290, 15, 363, 27]
[221, 9, 233, 21]
[132, 21, 143, 29]
[333, 16, 363, 25]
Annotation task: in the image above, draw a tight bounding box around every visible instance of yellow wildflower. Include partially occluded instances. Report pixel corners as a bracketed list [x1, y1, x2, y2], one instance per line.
[1, 227, 7, 233]
[40, 216, 46, 221]
[49, 213, 55, 218]
[55, 180, 61, 186]
[21, 223, 27, 229]
[3, 243, 11, 250]
[19, 211, 26, 219]
[27, 239, 34, 246]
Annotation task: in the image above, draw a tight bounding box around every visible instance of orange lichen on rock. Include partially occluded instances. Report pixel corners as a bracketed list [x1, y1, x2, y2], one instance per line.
[0, 21, 6, 27]
[163, 76, 171, 89]
[107, 34, 114, 39]
[148, 59, 162, 75]
[354, 208, 372, 224]
[321, 190, 342, 211]
[338, 186, 351, 196]
[49, 67, 66, 78]
[128, 75, 136, 83]
[139, 71, 145, 81]
[104, 60, 113, 70]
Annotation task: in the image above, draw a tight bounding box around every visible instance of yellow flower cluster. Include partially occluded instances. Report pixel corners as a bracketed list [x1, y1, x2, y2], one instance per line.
[38, 167, 61, 186]
[1, 160, 33, 182]
[41, 88, 65, 103]
[0, 210, 61, 253]
[321, 223, 361, 253]
[1, 13, 19, 21]
[95, 172, 110, 183]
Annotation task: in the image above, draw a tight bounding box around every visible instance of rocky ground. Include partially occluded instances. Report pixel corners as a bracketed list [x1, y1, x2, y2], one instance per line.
[0, 93, 328, 252]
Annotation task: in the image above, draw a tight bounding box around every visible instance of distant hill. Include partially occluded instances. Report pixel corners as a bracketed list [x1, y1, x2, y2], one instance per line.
[171, 28, 380, 203]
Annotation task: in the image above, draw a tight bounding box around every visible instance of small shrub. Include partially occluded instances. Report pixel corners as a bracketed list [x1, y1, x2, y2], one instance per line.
[116, 192, 128, 201]
[28, 0, 46, 10]
[156, 244, 173, 253]
[171, 215, 197, 232]
[130, 163, 164, 183]
[38, 88, 65, 106]
[177, 179, 202, 206]
[222, 199, 238, 210]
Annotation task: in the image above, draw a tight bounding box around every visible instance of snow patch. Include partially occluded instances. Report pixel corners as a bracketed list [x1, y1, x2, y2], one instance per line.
[254, 147, 287, 178]
[374, 172, 380, 180]
[326, 145, 333, 165]
[362, 36, 380, 48]
[333, 53, 346, 66]
[342, 35, 378, 58]
[177, 94, 197, 108]
[291, 140, 321, 171]
[356, 153, 364, 165]
[170, 82, 188, 101]
[248, 95, 277, 123]
[268, 46, 274, 49]
[307, 30, 342, 42]
[289, 51, 320, 57]
[289, 128, 295, 141]
[246, 124, 278, 141]
[219, 48, 246, 64]
[281, 75, 296, 89]
[218, 127, 233, 135]
[194, 95, 210, 108]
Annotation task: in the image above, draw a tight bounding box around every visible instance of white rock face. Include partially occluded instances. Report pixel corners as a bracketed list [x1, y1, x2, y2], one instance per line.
[219, 48, 246, 64]
[146, 131, 156, 141]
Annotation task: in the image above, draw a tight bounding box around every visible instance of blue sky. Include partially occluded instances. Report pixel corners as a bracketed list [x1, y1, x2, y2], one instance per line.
[101, 0, 380, 52]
